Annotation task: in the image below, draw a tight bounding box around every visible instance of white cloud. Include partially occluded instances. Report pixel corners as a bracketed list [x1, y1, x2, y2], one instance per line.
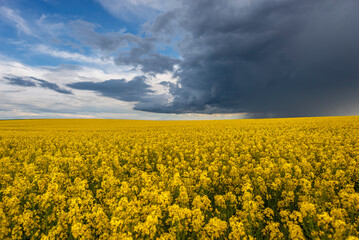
[127, 0, 179, 11]
[36, 14, 66, 38]
[0, 55, 138, 84]
[0, 6, 36, 36]
[33, 44, 109, 65]
[0, 56, 152, 119]
[0, 56, 247, 120]
[96, 0, 179, 21]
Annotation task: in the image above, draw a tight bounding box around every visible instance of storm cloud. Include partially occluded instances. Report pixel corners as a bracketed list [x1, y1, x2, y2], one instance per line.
[68, 76, 156, 102]
[61, 0, 359, 118]
[135, 0, 359, 117]
[70, 20, 180, 74]
[5, 76, 73, 94]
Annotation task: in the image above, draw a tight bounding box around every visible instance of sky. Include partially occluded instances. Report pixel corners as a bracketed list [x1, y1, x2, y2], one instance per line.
[1, 0, 359, 120]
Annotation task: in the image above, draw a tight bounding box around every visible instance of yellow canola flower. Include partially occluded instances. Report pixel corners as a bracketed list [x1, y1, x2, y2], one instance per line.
[0, 117, 358, 239]
[203, 217, 228, 239]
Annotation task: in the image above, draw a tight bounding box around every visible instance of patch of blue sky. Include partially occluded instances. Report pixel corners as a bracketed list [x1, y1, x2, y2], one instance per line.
[7, 0, 141, 34]
[0, 21, 17, 39]
[156, 45, 180, 59]
[19, 53, 78, 67]
[0, 0, 164, 68]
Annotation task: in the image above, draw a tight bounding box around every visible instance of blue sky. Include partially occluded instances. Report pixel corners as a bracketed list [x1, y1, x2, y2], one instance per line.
[1, 0, 359, 119]
[0, 0, 160, 66]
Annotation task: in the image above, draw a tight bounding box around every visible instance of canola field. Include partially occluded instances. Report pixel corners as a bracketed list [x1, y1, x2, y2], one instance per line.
[0, 117, 359, 240]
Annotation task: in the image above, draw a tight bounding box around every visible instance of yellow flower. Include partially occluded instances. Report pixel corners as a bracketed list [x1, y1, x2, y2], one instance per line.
[263, 221, 284, 240]
[229, 216, 246, 240]
[204, 217, 228, 239]
[288, 222, 305, 240]
[192, 195, 212, 212]
[1, 117, 359, 239]
[214, 195, 226, 209]
[300, 202, 316, 218]
[191, 209, 205, 232]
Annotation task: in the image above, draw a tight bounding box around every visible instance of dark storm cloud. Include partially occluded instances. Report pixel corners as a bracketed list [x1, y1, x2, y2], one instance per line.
[68, 76, 171, 109]
[114, 47, 180, 74]
[135, 0, 359, 117]
[31, 77, 73, 95]
[70, 20, 179, 74]
[68, 76, 154, 102]
[5, 76, 37, 87]
[4, 76, 73, 94]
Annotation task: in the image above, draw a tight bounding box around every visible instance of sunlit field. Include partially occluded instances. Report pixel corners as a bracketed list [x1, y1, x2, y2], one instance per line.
[0, 117, 358, 239]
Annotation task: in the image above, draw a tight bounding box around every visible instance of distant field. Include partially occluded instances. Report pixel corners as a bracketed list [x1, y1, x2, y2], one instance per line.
[0, 117, 358, 239]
